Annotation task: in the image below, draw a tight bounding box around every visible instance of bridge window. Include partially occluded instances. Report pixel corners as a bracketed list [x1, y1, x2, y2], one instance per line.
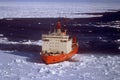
[60, 40, 67, 42]
[43, 39, 49, 41]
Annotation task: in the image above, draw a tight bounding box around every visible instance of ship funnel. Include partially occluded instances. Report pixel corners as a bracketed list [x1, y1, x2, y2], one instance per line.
[56, 21, 61, 29]
[56, 21, 62, 35]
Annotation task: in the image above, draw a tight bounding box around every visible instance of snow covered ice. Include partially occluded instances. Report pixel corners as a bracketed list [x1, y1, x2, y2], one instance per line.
[0, 50, 120, 80]
[0, 37, 42, 46]
[0, 2, 120, 18]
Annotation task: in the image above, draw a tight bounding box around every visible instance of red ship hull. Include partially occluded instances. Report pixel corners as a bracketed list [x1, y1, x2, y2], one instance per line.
[41, 45, 79, 64]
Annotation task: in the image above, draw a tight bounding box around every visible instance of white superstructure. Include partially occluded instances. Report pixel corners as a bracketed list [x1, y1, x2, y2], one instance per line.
[42, 22, 72, 54]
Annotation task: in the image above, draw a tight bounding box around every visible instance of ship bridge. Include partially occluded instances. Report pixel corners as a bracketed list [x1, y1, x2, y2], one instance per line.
[42, 22, 72, 54]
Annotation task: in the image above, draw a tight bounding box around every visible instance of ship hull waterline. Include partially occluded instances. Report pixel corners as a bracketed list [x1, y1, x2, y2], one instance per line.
[41, 46, 79, 64]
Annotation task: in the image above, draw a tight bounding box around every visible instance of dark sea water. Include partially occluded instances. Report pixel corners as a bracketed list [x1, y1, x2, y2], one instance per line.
[0, 11, 120, 54]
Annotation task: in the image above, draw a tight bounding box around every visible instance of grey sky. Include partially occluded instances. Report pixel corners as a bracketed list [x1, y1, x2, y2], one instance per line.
[0, 0, 120, 2]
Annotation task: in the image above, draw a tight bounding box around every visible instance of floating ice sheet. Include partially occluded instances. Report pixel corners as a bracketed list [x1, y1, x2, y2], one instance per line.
[0, 37, 42, 46]
[0, 2, 120, 18]
[0, 50, 120, 80]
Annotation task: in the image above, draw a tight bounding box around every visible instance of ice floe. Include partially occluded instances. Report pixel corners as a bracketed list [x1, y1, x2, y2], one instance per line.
[0, 50, 120, 80]
[0, 37, 42, 46]
[0, 2, 120, 18]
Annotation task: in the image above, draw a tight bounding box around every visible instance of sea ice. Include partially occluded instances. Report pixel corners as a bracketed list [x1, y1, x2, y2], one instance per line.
[0, 50, 120, 80]
[0, 2, 120, 18]
[0, 37, 42, 46]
